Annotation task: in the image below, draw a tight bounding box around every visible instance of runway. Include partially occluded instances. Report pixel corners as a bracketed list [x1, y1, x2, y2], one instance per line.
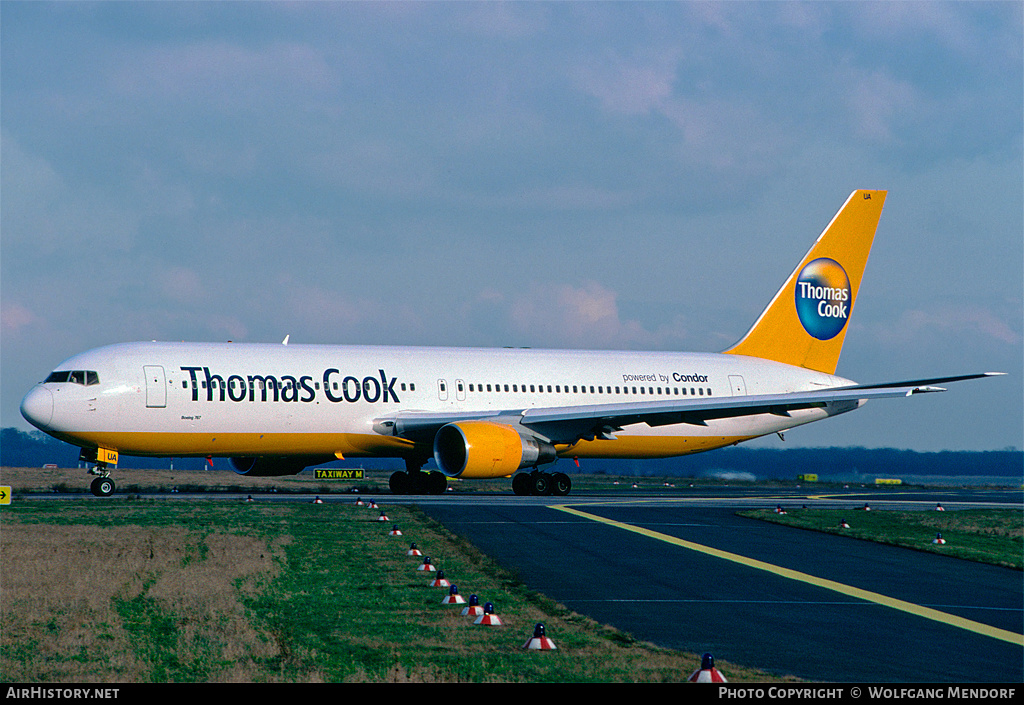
[22, 482, 1022, 681]
[415, 487, 1023, 682]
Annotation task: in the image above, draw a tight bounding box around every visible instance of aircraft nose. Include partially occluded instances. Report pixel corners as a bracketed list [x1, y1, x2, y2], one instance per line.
[21, 386, 53, 429]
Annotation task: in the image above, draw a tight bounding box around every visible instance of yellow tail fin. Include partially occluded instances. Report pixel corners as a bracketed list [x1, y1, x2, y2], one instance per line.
[724, 190, 887, 374]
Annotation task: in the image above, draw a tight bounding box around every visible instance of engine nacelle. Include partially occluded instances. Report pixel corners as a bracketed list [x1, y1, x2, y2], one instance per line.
[230, 456, 311, 477]
[433, 422, 557, 479]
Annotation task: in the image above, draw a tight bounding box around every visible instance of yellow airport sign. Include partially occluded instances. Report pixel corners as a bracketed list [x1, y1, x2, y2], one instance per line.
[875, 478, 903, 485]
[0, 486, 11, 505]
[315, 469, 364, 480]
[797, 474, 818, 482]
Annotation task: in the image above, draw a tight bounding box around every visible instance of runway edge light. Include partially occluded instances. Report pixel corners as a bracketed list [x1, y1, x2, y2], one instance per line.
[442, 585, 466, 605]
[461, 595, 484, 617]
[523, 623, 557, 650]
[474, 602, 503, 626]
[687, 653, 727, 683]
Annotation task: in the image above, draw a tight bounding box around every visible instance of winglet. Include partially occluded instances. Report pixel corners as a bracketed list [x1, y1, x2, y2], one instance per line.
[725, 190, 887, 374]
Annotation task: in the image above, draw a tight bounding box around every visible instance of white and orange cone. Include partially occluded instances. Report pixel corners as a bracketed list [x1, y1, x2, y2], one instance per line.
[442, 585, 466, 605]
[933, 533, 947, 545]
[461, 595, 484, 617]
[687, 653, 727, 683]
[407, 543, 422, 557]
[474, 602, 502, 626]
[523, 623, 557, 650]
[389, 525, 402, 536]
[377, 511, 389, 522]
[312, 496, 323, 504]
[355, 497, 365, 506]
[936, 503, 945, 511]
[429, 570, 450, 587]
[417, 556, 436, 572]
[840, 519, 850, 529]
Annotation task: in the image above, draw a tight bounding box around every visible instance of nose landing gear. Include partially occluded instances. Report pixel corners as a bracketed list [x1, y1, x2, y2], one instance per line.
[81, 447, 118, 497]
[89, 473, 116, 497]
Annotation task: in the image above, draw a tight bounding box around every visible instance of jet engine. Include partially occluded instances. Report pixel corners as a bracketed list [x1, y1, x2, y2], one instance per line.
[230, 456, 312, 476]
[433, 421, 557, 479]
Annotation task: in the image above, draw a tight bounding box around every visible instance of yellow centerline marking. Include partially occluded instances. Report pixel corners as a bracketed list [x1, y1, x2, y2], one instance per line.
[551, 504, 1024, 647]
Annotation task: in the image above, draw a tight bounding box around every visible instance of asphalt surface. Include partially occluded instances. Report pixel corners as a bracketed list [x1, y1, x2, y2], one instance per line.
[26, 483, 1022, 682]
[415, 488, 1023, 682]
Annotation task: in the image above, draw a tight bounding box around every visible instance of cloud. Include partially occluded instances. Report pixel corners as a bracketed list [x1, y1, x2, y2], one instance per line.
[501, 281, 689, 350]
[872, 304, 1022, 348]
[1, 303, 37, 337]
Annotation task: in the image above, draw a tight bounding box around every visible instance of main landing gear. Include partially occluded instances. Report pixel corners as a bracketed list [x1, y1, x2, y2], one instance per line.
[512, 470, 571, 497]
[389, 459, 448, 495]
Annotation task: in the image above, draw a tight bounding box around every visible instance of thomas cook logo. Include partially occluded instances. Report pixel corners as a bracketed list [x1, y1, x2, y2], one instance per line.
[795, 258, 851, 340]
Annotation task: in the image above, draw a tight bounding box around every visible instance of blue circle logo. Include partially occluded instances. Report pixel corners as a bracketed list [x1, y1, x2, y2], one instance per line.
[795, 258, 852, 340]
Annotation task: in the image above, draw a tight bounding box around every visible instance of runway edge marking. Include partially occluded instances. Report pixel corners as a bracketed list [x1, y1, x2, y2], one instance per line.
[551, 504, 1024, 647]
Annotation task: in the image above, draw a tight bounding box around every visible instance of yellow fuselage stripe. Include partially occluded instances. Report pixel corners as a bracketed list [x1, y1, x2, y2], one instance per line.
[552, 504, 1024, 646]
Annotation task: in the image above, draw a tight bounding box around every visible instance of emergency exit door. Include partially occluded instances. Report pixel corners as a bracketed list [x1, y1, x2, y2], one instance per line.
[144, 365, 167, 408]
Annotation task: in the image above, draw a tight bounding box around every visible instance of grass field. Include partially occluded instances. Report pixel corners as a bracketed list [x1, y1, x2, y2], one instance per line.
[0, 465, 733, 497]
[0, 498, 790, 683]
[739, 508, 1023, 569]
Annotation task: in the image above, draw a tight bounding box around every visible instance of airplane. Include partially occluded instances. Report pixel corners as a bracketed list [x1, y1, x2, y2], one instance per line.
[20, 190, 1002, 497]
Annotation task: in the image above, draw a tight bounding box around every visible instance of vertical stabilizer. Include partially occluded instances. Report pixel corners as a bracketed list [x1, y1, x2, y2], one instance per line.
[724, 190, 887, 374]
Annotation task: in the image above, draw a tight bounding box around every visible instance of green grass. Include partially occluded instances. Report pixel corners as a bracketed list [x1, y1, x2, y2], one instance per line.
[1, 500, 792, 683]
[739, 508, 1023, 569]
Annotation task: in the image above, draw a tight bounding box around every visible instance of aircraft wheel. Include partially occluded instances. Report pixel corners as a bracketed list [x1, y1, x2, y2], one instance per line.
[551, 472, 571, 496]
[90, 477, 115, 497]
[512, 472, 532, 496]
[427, 471, 448, 495]
[532, 472, 552, 496]
[389, 471, 409, 495]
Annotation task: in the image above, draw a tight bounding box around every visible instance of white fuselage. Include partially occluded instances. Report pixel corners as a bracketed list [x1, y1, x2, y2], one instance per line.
[20, 341, 857, 461]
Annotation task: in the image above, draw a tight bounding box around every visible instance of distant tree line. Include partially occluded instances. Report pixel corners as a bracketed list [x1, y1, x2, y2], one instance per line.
[2, 427, 1020, 480]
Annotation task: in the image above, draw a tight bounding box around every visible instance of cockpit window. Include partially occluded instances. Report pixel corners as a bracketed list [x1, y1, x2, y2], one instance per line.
[45, 370, 100, 386]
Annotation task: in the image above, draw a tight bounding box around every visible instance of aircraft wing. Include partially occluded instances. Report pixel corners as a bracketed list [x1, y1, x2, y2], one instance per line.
[376, 373, 1002, 446]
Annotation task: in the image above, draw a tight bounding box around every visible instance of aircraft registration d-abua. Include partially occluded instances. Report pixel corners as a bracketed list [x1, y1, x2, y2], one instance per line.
[21, 190, 1002, 497]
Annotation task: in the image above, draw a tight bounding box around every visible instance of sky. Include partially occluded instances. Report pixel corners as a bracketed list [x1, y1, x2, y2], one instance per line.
[1, 1, 1021, 453]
